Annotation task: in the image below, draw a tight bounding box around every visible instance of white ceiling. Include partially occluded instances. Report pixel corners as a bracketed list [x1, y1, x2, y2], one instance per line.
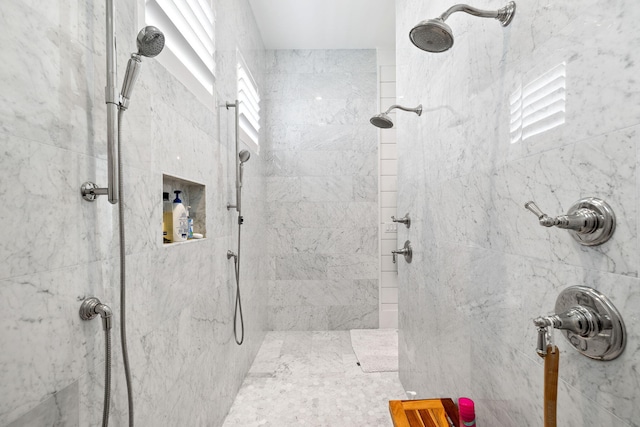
[248, 0, 396, 50]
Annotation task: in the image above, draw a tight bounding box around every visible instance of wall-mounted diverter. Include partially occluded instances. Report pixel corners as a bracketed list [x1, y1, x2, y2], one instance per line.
[533, 286, 626, 361]
[370, 105, 422, 128]
[392, 213, 411, 228]
[524, 197, 616, 246]
[392, 240, 413, 264]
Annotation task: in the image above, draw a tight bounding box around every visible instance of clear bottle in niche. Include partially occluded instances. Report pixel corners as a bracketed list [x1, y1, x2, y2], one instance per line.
[172, 190, 188, 242]
[187, 205, 194, 239]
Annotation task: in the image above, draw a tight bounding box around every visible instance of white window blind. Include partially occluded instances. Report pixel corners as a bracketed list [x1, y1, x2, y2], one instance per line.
[510, 62, 566, 144]
[237, 54, 260, 151]
[145, 0, 215, 100]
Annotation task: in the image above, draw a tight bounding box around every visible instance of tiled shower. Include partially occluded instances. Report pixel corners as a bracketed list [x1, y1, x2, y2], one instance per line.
[1, 0, 639, 427]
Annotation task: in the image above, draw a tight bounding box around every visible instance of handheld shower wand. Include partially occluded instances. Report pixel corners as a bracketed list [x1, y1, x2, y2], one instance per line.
[238, 149, 251, 188]
[120, 26, 165, 110]
[81, 26, 165, 204]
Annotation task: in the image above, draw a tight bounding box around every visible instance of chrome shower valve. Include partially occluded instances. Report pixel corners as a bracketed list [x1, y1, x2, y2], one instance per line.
[524, 197, 615, 246]
[533, 286, 626, 360]
[392, 240, 413, 264]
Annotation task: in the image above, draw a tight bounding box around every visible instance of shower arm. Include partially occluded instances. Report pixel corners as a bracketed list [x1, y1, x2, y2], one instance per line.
[384, 104, 423, 115]
[438, 3, 514, 25]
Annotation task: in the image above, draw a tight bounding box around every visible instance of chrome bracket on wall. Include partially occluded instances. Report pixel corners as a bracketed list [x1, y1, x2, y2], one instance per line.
[81, 181, 109, 202]
[524, 197, 616, 246]
[533, 286, 626, 361]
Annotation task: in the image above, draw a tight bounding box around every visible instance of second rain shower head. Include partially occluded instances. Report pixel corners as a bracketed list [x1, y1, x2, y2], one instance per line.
[410, 2, 516, 53]
[370, 104, 423, 129]
[239, 150, 251, 163]
[120, 26, 165, 110]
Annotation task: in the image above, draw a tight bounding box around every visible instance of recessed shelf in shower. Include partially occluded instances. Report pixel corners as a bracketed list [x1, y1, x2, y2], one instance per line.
[162, 174, 206, 244]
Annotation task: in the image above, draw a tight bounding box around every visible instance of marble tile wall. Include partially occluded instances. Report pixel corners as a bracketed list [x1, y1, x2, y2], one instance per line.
[395, 0, 640, 426]
[264, 50, 380, 330]
[0, 0, 269, 425]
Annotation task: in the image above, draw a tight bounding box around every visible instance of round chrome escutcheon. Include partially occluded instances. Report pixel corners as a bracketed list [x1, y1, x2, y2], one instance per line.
[555, 286, 626, 360]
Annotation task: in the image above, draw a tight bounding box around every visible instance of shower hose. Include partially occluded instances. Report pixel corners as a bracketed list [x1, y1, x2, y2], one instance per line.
[101, 326, 112, 427]
[117, 109, 135, 426]
[233, 217, 245, 345]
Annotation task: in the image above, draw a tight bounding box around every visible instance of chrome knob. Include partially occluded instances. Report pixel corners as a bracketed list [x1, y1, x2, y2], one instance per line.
[391, 240, 412, 264]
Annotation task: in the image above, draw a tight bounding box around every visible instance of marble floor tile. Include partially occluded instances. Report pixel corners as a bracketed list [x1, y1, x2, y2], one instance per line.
[222, 331, 406, 427]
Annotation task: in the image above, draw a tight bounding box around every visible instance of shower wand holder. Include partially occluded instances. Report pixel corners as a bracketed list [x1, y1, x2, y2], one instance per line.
[524, 197, 615, 246]
[81, 181, 109, 202]
[533, 286, 626, 361]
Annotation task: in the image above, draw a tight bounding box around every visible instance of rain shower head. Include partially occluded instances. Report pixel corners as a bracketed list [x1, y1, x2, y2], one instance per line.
[370, 113, 394, 129]
[120, 26, 165, 110]
[409, 19, 454, 53]
[370, 104, 423, 129]
[239, 150, 251, 163]
[410, 2, 516, 53]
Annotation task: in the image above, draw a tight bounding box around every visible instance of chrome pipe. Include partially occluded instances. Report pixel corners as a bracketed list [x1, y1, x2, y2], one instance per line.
[440, 4, 499, 21]
[226, 100, 240, 213]
[105, 0, 119, 204]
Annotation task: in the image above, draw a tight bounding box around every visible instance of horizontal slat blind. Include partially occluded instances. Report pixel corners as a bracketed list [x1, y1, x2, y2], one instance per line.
[237, 53, 260, 150]
[146, 0, 215, 95]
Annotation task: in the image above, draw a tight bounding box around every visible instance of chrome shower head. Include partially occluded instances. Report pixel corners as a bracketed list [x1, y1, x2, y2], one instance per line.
[410, 2, 516, 53]
[239, 150, 251, 163]
[369, 104, 423, 129]
[370, 113, 394, 129]
[136, 26, 165, 58]
[410, 19, 454, 53]
[120, 26, 165, 110]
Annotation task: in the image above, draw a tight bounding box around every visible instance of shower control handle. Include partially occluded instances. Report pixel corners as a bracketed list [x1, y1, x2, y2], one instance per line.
[391, 213, 411, 228]
[391, 240, 412, 264]
[534, 306, 606, 340]
[525, 201, 598, 231]
[524, 198, 616, 246]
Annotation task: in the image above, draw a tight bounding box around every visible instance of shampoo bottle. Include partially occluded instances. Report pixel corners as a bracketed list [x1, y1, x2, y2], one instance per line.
[172, 190, 188, 242]
[458, 397, 476, 426]
[163, 192, 173, 243]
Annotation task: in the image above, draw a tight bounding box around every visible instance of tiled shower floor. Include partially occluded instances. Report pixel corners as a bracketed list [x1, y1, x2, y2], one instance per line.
[222, 331, 406, 426]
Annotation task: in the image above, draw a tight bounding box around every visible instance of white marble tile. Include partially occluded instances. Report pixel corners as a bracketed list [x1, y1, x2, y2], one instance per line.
[223, 331, 405, 426]
[274, 254, 328, 280]
[268, 201, 378, 230]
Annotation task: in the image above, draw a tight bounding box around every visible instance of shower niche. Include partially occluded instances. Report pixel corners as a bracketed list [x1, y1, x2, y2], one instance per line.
[162, 174, 206, 244]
